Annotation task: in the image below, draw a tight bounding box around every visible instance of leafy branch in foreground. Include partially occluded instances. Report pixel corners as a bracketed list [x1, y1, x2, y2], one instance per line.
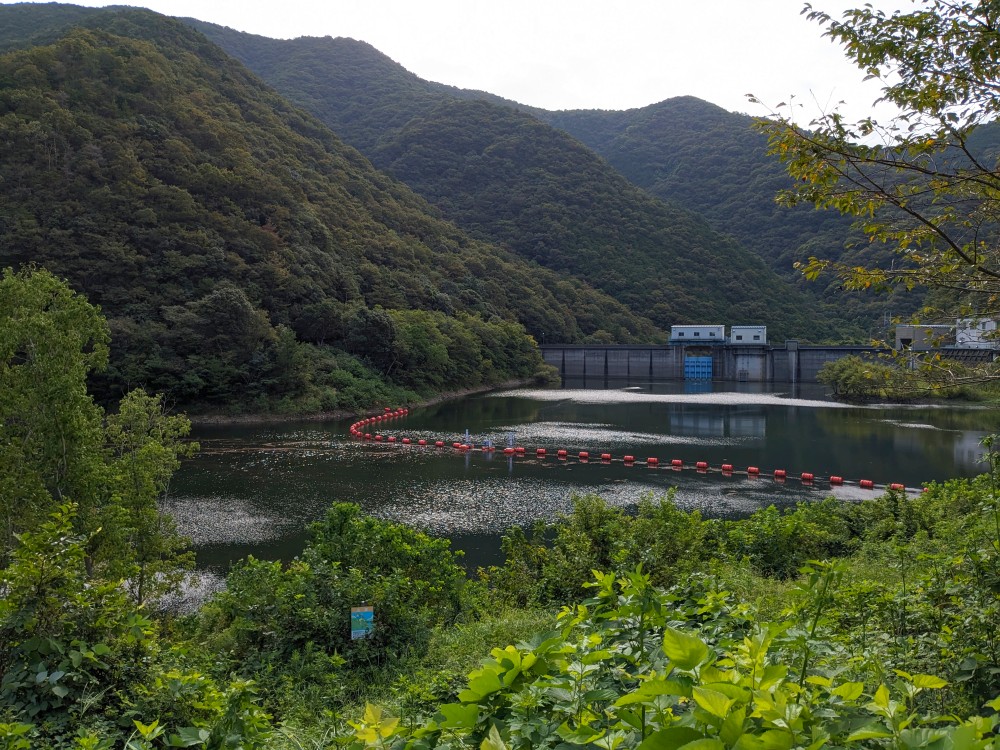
[755, 1, 1000, 385]
[342, 568, 1000, 749]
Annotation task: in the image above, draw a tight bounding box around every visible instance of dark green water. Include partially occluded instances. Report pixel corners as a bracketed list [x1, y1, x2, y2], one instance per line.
[169, 382, 1000, 585]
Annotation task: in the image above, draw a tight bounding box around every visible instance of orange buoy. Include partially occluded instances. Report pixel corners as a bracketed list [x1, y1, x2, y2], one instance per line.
[774, 469, 786, 479]
[889, 483, 905, 491]
[435, 441, 445, 448]
[557, 449, 568, 458]
[647, 457, 659, 466]
[860, 479, 874, 489]
[829, 475, 843, 485]
[364, 433, 371, 440]
[624, 455, 635, 463]
[801, 472, 814, 482]
[375, 435, 383, 441]
[401, 438, 411, 444]
[671, 459, 683, 467]
[578, 451, 590, 460]
[503, 447, 515, 454]
[747, 466, 760, 476]
[387, 436, 396, 443]
[696, 461, 708, 470]
[601, 453, 612, 461]
[536, 448, 547, 456]
[418, 439, 427, 446]
[721, 463, 733, 473]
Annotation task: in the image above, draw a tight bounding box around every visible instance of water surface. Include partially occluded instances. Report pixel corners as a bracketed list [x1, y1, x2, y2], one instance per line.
[169, 382, 999, 578]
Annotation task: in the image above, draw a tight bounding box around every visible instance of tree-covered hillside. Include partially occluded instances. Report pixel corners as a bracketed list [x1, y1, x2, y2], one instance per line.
[180, 22, 848, 340]
[0, 6, 665, 410]
[371, 99, 827, 337]
[540, 97, 917, 335]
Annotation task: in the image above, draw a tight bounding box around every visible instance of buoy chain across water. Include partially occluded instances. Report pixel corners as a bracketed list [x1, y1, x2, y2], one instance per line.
[347, 409, 915, 493]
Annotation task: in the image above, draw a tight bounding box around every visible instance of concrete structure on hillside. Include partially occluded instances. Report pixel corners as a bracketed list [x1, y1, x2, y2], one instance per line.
[956, 318, 1000, 348]
[729, 325, 767, 345]
[670, 325, 725, 343]
[895, 324, 954, 351]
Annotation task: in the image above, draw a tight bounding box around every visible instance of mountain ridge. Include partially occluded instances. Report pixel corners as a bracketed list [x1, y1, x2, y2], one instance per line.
[184, 20, 837, 339]
[0, 6, 669, 409]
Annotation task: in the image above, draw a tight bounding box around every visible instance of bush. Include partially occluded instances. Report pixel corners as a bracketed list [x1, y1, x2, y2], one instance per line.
[195, 503, 467, 714]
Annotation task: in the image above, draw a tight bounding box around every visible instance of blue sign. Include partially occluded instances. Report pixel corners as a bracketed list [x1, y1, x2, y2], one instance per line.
[351, 605, 374, 640]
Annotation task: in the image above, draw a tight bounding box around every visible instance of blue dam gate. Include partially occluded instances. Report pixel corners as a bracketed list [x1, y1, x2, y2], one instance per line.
[684, 356, 713, 380]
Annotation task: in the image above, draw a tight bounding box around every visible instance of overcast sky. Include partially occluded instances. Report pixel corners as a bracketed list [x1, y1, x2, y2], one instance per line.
[5, 0, 911, 121]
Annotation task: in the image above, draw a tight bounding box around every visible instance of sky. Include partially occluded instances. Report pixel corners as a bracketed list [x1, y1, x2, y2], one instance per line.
[4, 0, 910, 122]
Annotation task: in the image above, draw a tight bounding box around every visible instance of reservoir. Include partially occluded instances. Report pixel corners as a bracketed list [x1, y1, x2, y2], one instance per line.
[169, 382, 1000, 585]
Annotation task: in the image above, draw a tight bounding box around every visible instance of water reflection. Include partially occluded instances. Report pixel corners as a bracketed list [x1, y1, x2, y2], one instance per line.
[170, 381, 1000, 575]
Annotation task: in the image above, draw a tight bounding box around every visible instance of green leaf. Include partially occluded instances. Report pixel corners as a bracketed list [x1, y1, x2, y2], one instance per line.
[677, 739, 725, 750]
[872, 684, 890, 709]
[662, 627, 709, 670]
[458, 671, 504, 702]
[721, 706, 746, 746]
[693, 687, 735, 719]
[166, 727, 211, 747]
[557, 721, 606, 744]
[615, 678, 688, 706]
[831, 681, 865, 701]
[846, 726, 893, 741]
[132, 719, 164, 741]
[911, 674, 947, 689]
[480, 724, 507, 750]
[732, 730, 791, 750]
[437, 703, 480, 730]
[636, 727, 704, 750]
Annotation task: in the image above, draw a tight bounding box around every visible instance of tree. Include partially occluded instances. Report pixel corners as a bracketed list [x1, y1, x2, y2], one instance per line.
[0, 268, 196, 603]
[757, 0, 1000, 385]
[101, 389, 198, 606]
[0, 267, 109, 553]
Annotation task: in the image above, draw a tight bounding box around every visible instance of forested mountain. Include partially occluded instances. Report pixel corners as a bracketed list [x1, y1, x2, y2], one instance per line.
[188, 21, 923, 337]
[539, 98, 916, 332]
[0, 6, 667, 410]
[540, 97, 853, 272]
[369, 98, 825, 335]
[183, 21, 841, 340]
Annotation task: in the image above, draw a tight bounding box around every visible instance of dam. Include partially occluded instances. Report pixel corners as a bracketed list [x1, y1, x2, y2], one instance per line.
[540, 342, 883, 385]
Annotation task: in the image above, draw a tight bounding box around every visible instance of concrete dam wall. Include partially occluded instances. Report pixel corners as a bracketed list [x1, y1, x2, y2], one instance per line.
[540, 343, 882, 384]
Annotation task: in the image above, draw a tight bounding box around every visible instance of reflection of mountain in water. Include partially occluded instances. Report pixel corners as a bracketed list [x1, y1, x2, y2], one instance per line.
[669, 412, 766, 440]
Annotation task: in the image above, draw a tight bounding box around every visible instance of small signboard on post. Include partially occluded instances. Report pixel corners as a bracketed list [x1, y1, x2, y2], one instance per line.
[351, 605, 374, 640]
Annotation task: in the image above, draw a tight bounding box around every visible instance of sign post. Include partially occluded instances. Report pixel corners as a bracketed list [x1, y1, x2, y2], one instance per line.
[351, 605, 374, 640]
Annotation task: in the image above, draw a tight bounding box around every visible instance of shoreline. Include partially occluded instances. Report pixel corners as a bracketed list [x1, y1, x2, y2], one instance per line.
[187, 377, 538, 426]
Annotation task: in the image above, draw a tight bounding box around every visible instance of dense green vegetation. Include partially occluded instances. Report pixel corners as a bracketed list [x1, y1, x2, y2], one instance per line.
[6, 462, 1000, 746]
[3, 268, 999, 748]
[370, 99, 827, 339]
[539, 98, 916, 336]
[0, 7, 664, 411]
[179, 20, 848, 341]
[5, 3, 1000, 747]
[757, 1, 1000, 393]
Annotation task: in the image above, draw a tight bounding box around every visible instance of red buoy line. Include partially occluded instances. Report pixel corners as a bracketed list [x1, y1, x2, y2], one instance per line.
[347, 408, 917, 494]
